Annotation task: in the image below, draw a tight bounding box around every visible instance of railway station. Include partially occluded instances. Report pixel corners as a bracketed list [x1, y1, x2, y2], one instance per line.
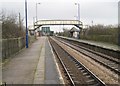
[2, 35, 120, 85]
[1, 0, 120, 86]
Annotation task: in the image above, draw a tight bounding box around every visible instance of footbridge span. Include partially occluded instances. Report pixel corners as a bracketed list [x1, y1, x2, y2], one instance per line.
[34, 20, 83, 30]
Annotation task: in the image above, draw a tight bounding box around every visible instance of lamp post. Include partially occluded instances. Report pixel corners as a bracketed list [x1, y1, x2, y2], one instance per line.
[75, 3, 80, 39]
[25, 0, 28, 48]
[75, 3, 80, 21]
[36, 3, 41, 22]
[33, 17, 35, 25]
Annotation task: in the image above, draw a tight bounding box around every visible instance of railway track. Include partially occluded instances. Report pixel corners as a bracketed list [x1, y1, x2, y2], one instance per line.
[49, 37, 106, 86]
[55, 37, 120, 76]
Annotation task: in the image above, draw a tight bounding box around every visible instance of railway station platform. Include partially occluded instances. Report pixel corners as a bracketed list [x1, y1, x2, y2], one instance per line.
[58, 36, 120, 51]
[2, 37, 63, 84]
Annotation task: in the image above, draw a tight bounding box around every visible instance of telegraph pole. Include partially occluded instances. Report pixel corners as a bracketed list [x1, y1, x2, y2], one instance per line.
[19, 13, 21, 30]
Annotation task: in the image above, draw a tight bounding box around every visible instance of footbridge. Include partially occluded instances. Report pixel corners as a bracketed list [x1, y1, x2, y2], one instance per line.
[33, 20, 83, 30]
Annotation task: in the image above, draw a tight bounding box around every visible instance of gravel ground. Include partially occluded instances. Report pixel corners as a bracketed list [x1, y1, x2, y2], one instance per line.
[52, 37, 119, 85]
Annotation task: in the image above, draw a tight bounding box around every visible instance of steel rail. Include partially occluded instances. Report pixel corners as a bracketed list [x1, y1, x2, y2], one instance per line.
[49, 37, 106, 86]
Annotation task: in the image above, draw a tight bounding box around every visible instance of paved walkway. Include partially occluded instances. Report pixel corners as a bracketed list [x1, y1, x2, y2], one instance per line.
[45, 37, 60, 84]
[2, 37, 61, 84]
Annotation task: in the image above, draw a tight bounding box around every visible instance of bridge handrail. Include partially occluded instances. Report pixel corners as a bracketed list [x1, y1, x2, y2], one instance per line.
[34, 20, 82, 26]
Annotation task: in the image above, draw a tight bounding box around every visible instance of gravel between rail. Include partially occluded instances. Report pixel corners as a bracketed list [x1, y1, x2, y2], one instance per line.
[50, 37, 119, 85]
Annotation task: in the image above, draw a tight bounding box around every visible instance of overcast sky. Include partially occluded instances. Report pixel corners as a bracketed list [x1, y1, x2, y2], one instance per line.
[0, 0, 119, 32]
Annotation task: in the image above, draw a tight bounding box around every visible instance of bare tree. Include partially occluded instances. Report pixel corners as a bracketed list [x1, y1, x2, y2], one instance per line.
[2, 10, 25, 39]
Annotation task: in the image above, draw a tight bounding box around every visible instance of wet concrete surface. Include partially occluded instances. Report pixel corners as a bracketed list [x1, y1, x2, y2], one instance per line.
[45, 38, 60, 84]
[2, 37, 43, 84]
[2, 37, 60, 84]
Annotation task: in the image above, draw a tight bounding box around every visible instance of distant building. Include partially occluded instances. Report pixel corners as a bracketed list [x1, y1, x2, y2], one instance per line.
[41, 27, 54, 36]
[28, 25, 35, 36]
[69, 27, 80, 39]
[28, 26, 54, 36]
